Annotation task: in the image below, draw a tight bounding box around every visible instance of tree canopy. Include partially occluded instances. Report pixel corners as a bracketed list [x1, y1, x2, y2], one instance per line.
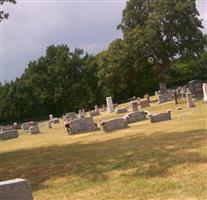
[118, 0, 207, 92]
[0, 0, 16, 22]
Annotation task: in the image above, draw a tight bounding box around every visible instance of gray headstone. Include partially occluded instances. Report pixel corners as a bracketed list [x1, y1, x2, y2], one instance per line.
[69, 117, 98, 134]
[157, 93, 173, 104]
[0, 178, 33, 200]
[188, 80, 203, 99]
[116, 107, 128, 114]
[106, 97, 115, 113]
[186, 91, 195, 108]
[123, 111, 146, 124]
[149, 110, 171, 123]
[101, 118, 128, 132]
[130, 101, 138, 112]
[0, 130, 18, 140]
[29, 126, 40, 134]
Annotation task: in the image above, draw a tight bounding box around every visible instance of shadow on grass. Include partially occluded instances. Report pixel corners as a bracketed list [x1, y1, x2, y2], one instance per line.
[0, 129, 206, 192]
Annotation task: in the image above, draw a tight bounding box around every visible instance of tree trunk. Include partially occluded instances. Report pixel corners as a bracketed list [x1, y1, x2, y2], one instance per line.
[159, 82, 167, 94]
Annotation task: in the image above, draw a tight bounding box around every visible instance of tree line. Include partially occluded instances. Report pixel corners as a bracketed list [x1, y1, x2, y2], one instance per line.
[0, 0, 206, 123]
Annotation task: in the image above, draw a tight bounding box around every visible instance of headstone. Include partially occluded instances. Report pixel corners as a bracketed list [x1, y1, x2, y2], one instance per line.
[29, 126, 40, 134]
[116, 107, 128, 114]
[138, 100, 150, 108]
[180, 86, 187, 99]
[202, 83, 207, 102]
[0, 130, 18, 140]
[157, 93, 173, 104]
[69, 117, 98, 134]
[90, 110, 100, 117]
[13, 123, 21, 129]
[188, 80, 203, 99]
[48, 121, 52, 129]
[52, 118, 60, 124]
[0, 178, 33, 200]
[49, 114, 53, 122]
[66, 112, 77, 120]
[130, 101, 138, 112]
[100, 118, 128, 132]
[186, 90, 195, 108]
[21, 122, 38, 131]
[123, 111, 147, 124]
[95, 105, 99, 112]
[90, 105, 100, 116]
[149, 110, 171, 123]
[106, 97, 115, 113]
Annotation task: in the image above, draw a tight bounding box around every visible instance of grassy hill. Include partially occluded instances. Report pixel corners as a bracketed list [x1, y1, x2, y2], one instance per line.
[1, 98, 207, 200]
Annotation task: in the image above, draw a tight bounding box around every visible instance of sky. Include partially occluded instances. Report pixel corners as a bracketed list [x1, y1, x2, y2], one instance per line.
[0, 0, 207, 81]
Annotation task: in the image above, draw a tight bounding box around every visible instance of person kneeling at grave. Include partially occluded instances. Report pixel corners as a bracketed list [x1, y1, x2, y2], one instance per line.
[64, 120, 71, 135]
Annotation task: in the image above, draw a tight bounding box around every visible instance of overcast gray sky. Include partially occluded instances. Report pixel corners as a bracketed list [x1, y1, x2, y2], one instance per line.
[1, 0, 207, 81]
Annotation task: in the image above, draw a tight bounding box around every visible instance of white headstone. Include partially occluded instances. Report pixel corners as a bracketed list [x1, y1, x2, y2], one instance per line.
[49, 114, 53, 121]
[203, 83, 207, 102]
[186, 91, 195, 108]
[95, 105, 99, 112]
[106, 97, 114, 113]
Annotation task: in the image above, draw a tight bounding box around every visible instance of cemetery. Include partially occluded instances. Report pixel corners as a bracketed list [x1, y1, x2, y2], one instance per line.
[1, 90, 206, 199]
[0, 0, 207, 199]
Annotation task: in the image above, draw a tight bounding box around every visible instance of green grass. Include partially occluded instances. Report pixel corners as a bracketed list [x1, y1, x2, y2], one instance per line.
[0, 98, 207, 200]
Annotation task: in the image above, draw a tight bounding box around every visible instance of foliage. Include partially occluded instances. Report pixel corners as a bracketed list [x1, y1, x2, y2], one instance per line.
[118, 0, 207, 90]
[0, 0, 16, 22]
[0, 45, 103, 123]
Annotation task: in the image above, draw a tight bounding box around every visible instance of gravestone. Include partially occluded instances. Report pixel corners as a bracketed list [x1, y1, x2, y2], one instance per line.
[29, 126, 40, 134]
[13, 123, 21, 129]
[186, 91, 195, 108]
[95, 105, 99, 112]
[90, 105, 100, 116]
[106, 97, 115, 113]
[49, 114, 53, 122]
[130, 101, 138, 112]
[149, 110, 171, 123]
[157, 93, 173, 104]
[90, 110, 100, 116]
[69, 117, 98, 134]
[0, 130, 18, 140]
[0, 178, 33, 200]
[138, 100, 150, 108]
[66, 112, 77, 120]
[53, 118, 60, 124]
[116, 107, 128, 114]
[21, 122, 38, 130]
[123, 111, 147, 124]
[100, 118, 128, 132]
[48, 121, 52, 129]
[203, 83, 207, 102]
[188, 80, 203, 99]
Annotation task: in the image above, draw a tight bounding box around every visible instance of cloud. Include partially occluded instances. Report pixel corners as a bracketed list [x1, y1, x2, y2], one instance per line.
[1, 0, 206, 81]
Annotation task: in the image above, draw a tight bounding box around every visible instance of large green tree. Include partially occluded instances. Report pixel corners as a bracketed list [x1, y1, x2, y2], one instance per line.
[0, 0, 16, 22]
[119, 0, 207, 92]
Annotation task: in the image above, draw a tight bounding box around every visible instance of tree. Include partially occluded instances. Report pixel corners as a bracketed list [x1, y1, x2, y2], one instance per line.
[119, 0, 207, 92]
[0, 0, 16, 22]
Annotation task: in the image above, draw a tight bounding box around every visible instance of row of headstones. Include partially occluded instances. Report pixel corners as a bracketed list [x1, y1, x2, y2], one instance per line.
[0, 122, 41, 141]
[156, 81, 207, 104]
[65, 108, 172, 135]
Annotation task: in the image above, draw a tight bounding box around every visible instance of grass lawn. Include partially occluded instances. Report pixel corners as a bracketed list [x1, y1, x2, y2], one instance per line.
[1, 98, 207, 200]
